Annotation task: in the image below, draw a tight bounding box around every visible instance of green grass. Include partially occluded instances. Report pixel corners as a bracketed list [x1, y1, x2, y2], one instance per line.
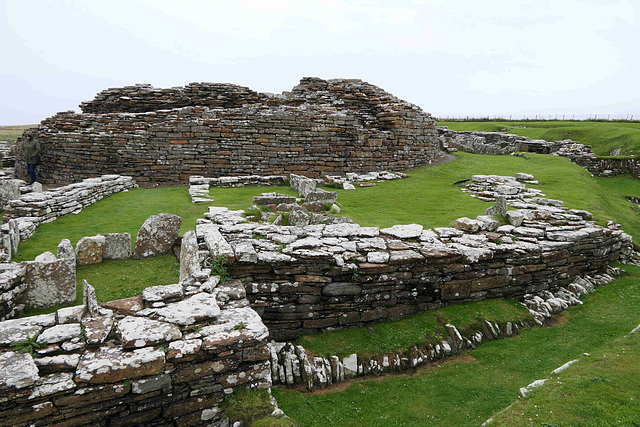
[296, 299, 532, 359]
[438, 120, 640, 157]
[14, 187, 218, 262]
[490, 332, 640, 425]
[0, 124, 34, 141]
[332, 152, 640, 242]
[273, 265, 640, 426]
[21, 255, 180, 315]
[76, 255, 180, 303]
[221, 387, 298, 427]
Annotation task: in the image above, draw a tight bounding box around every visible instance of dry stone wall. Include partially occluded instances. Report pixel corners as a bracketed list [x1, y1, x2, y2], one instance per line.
[0, 175, 136, 262]
[19, 78, 443, 185]
[0, 232, 271, 426]
[80, 82, 261, 114]
[268, 265, 622, 390]
[197, 174, 634, 341]
[438, 127, 640, 178]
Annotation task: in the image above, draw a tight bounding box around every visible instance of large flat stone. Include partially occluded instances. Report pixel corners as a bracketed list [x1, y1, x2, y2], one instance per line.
[116, 316, 182, 348]
[133, 213, 182, 259]
[380, 224, 424, 239]
[139, 292, 220, 326]
[75, 346, 165, 384]
[21, 255, 76, 310]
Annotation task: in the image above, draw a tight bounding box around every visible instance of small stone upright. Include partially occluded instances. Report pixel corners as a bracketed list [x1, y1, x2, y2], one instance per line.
[133, 213, 182, 259]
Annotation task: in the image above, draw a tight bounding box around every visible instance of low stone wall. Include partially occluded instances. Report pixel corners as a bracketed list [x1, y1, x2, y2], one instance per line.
[0, 233, 271, 426]
[196, 174, 634, 341]
[189, 175, 288, 203]
[0, 175, 137, 262]
[268, 267, 621, 390]
[438, 127, 640, 178]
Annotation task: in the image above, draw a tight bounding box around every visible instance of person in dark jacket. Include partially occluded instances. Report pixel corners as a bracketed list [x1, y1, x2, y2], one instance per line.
[22, 130, 41, 184]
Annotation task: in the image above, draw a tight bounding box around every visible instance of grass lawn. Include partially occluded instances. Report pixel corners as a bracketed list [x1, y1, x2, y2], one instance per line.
[296, 299, 532, 359]
[273, 265, 640, 426]
[438, 120, 640, 158]
[0, 124, 34, 141]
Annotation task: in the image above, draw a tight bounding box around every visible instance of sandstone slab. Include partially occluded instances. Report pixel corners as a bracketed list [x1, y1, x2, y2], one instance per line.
[75, 346, 165, 384]
[133, 213, 182, 259]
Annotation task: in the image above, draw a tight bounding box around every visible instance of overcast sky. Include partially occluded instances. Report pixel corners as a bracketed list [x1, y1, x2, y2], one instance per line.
[1, 0, 638, 125]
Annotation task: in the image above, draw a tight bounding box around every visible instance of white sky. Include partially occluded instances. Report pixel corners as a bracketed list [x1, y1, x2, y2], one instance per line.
[1, 0, 638, 125]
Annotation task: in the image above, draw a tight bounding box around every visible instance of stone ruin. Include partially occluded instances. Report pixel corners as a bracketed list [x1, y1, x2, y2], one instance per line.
[2, 77, 639, 424]
[438, 127, 640, 178]
[16, 78, 445, 185]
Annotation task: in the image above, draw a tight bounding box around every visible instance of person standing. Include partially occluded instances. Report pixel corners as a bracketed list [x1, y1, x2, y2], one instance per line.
[22, 130, 41, 185]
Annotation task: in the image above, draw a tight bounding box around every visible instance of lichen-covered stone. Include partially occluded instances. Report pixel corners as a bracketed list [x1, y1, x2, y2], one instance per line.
[133, 213, 181, 259]
[37, 323, 82, 344]
[179, 230, 200, 281]
[102, 232, 132, 259]
[75, 235, 106, 265]
[143, 283, 184, 303]
[75, 346, 165, 384]
[116, 316, 182, 348]
[22, 254, 76, 309]
[139, 292, 220, 326]
[0, 351, 39, 390]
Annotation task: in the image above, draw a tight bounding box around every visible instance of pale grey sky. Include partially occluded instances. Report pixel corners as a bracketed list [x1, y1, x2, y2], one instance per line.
[1, 0, 638, 125]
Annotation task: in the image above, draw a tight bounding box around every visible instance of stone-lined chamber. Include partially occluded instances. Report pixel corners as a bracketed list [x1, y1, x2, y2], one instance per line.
[197, 174, 634, 341]
[18, 78, 445, 185]
[0, 230, 271, 427]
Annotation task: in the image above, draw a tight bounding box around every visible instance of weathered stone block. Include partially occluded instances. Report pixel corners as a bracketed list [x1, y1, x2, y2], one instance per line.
[22, 253, 76, 309]
[76, 235, 106, 265]
[102, 232, 132, 259]
[75, 347, 165, 384]
[179, 230, 200, 281]
[133, 213, 182, 259]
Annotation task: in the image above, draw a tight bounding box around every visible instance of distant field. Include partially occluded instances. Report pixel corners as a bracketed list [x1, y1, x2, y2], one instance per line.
[438, 120, 640, 157]
[0, 124, 35, 141]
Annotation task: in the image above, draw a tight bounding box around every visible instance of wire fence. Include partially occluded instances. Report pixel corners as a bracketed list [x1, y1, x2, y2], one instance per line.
[435, 114, 638, 122]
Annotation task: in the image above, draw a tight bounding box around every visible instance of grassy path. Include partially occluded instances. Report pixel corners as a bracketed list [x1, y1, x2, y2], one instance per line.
[273, 265, 640, 426]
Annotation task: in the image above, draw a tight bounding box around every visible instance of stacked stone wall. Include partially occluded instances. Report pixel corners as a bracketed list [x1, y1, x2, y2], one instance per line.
[0, 175, 137, 262]
[79, 82, 261, 114]
[18, 78, 443, 185]
[438, 127, 640, 177]
[0, 233, 271, 426]
[196, 175, 634, 341]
